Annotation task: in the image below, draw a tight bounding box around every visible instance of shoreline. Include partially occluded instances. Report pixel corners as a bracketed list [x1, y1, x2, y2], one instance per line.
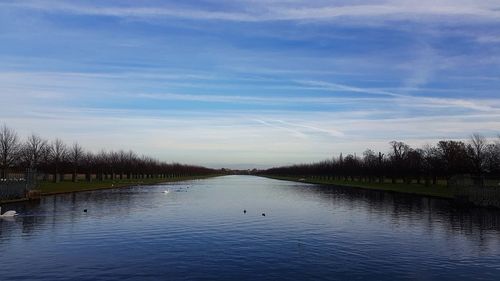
[259, 175, 455, 199]
[260, 175, 500, 209]
[1, 175, 222, 204]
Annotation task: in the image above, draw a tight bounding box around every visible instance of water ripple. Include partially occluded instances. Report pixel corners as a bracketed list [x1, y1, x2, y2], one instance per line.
[1, 175, 500, 280]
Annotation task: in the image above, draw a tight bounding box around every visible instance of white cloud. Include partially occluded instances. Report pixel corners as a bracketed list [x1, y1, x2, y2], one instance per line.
[1, 0, 499, 169]
[295, 80, 403, 97]
[2, 70, 499, 114]
[273, 119, 345, 137]
[476, 35, 500, 43]
[2, 103, 500, 168]
[137, 92, 380, 105]
[4, 0, 500, 23]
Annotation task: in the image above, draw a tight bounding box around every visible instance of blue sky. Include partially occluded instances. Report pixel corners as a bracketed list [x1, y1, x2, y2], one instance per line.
[1, 0, 500, 168]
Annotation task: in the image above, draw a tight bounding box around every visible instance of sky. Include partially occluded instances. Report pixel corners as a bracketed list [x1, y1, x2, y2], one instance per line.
[1, 0, 500, 169]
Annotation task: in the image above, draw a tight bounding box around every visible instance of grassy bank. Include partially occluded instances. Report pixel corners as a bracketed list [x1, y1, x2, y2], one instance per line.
[39, 175, 222, 195]
[261, 175, 455, 199]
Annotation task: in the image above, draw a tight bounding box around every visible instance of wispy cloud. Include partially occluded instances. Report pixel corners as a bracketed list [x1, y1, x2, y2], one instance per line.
[274, 120, 345, 137]
[476, 34, 500, 43]
[2, 104, 499, 167]
[137, 93, 379, 105]
[295, 80, 404, 97]
[5, 0, 500, 23]
[1, 70, 498, 114]
[1, 0, 499, 167]
[253, 119, 308, 139]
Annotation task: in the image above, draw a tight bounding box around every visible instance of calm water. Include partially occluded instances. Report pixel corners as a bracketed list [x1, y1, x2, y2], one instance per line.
[1, 175, 500, 281]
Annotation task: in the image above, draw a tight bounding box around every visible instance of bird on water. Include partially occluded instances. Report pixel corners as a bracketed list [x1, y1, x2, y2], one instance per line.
[0, 206, 17, 217]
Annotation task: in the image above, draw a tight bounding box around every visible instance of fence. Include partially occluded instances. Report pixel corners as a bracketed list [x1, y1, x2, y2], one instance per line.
[0, 169, 38, 201]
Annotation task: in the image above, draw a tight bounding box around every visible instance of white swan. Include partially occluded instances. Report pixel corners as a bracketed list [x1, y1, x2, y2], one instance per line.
[0, 206, 18, 217]
[163, 190, 170, 194]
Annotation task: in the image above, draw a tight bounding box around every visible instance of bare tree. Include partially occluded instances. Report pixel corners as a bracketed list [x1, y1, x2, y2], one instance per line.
[108, 151, 120, 180]
[117, 150, 127, 179]
[389, 141, 410, 160]
[126, 150, 138, 179]
[69, 142, 84, 182]
[437, 140, 470, 185]
[1, 125, 217, 183]
[421, 144, 440, 185]
[82, 152, 95, 182]
[95, 150, 107, 181]
[260, 134, 499, 188]
[389, 141, 410, 183]
[362, 149, 377, 182]
[468, 134, 488, 185]
[22, 134, 48, 169]
[0, 124, 21, 178]
[485, 141, 500, 176]
[49, 139, 68, 182]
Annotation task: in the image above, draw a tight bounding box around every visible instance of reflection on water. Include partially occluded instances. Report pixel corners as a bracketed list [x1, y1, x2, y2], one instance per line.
[309, 184, 500, 235]
[1, 176, 500, 281]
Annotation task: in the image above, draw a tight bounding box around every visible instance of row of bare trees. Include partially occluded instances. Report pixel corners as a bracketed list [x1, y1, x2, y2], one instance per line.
[259, 134, 500, 187]
[0, 124, 216, 182]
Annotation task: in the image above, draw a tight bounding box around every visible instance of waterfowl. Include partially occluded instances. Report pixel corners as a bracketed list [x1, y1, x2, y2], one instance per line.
[0, 206, 17, 217]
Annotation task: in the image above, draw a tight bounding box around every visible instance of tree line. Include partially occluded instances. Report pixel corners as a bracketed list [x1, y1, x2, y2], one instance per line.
[0, 124, 216, 182]
[259, 134, 500, 187]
